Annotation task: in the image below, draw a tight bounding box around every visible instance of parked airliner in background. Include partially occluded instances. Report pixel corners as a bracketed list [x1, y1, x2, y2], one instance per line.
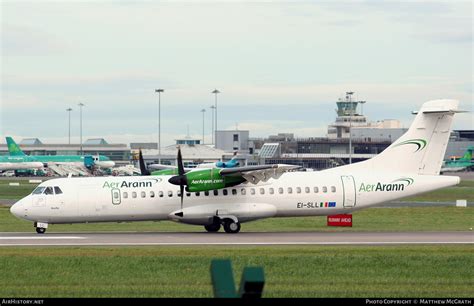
[0, 157, 43, 172]
[11, 100, 462, 234]
[5, 137, 115, 169]
[440, 146, 473, 173]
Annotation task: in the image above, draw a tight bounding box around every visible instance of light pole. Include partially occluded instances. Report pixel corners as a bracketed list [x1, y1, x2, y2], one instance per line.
[155, 88, 164, 164]
[210, 105, 216, 145]
[78, 103, 85, 155]
[201, 109, 206, 144]
[66, 107, 72, 145]
[212, 89, 220, 147]
[349, 110, 352, 164]
[346, 91, 354, 164]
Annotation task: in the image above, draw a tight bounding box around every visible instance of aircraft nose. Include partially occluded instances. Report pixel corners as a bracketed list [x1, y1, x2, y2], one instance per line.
[10, 201, 23, 218]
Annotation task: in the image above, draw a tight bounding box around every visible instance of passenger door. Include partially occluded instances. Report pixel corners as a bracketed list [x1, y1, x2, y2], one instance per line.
[341, 175, 356, 207]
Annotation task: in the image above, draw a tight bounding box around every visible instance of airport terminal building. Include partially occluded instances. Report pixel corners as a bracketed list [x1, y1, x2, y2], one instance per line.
[1, 95, 472, 173]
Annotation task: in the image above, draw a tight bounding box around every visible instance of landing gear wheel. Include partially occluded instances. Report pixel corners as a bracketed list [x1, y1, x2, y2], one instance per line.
[36, 227, 46, 234]
[223, 219, 241, 234]
[204, 223, 221, 232]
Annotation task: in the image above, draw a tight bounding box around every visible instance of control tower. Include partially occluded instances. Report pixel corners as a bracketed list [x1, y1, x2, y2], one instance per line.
[328, 92, 367, 139]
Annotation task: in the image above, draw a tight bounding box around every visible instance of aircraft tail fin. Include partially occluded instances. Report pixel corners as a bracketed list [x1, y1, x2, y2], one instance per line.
[368, 99, 459, 175]
[6, 137, 26, 156]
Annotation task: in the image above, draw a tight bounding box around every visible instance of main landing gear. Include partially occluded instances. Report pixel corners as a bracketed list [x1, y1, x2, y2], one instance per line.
[204, 218, 241, 234]
[204, 223, 221, 232]
[223, 219, 241, 234]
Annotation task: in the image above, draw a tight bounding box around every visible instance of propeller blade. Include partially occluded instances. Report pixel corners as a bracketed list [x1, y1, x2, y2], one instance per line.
[138, 149, 150, 176]
[180, 184, 184, 209]
[177, 147, 184, 176]
[168, 147, 188, 209]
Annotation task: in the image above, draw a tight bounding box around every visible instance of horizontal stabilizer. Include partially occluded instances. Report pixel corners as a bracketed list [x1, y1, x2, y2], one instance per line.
[412, 109, 467, 114]
[411, 99, 463, 114]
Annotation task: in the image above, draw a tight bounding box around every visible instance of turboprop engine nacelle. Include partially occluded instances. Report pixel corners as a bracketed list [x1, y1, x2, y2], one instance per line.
[170, 168, 245, 192]
[168, 203, 277, 225]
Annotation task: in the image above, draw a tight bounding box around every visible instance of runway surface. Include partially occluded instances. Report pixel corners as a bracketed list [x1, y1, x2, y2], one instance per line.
[0, 231, 472, 246]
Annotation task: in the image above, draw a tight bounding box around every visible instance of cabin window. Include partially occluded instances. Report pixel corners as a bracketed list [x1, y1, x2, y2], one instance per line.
[123, 192, 128, 199]
[195, 192, 200, 197]
[141, 191, 146, 198]
[168, 191, 173, 197]
[278, 187, 284, 194]
[223, 189, 228, 196]
[305, 187, 310, 193]
[150, 191, 155, 198]
[158, 191, 164, 198]
[250, 188, 256, 195]
[232, 189, 237, 195]
[32, 187, 46, 195]
[177, 190, 181, 197]
[213, 190, 219, 196]
[287, 187, 293, 194]
[186, 192, 191, 197]
[132, 192, 137, 198]
[44, 187, 54, 195]
[241, 188, 246, 195]
[296, 187, 301, 194]
[314, 187, 319, 193]
[260, 188, 265, 195]
[323, 186, 328, 193]
[54, 187, 63, 195]
[331, 186, 336, 193]
[205, 191, 209, 196]
[269, 188, 274, 195]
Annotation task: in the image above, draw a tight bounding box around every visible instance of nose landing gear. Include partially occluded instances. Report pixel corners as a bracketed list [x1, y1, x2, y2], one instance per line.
[34, 222, 48, 234]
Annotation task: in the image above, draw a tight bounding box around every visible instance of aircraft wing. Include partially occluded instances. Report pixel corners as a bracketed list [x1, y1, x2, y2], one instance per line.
[219, 164, 301, 184]
[149, 164, 193, 171]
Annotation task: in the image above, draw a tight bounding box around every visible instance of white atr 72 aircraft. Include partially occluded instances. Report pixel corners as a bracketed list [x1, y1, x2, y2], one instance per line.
[11, 99, 462, 234]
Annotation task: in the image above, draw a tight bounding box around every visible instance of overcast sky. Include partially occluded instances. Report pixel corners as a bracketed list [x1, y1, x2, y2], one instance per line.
[1, 0, 472, 146]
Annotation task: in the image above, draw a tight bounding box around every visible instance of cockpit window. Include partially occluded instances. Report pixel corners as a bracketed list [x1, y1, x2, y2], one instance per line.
[44, 187, 54, 195]
[32, 186, 46, 195]
[54, 187, 63, 194]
